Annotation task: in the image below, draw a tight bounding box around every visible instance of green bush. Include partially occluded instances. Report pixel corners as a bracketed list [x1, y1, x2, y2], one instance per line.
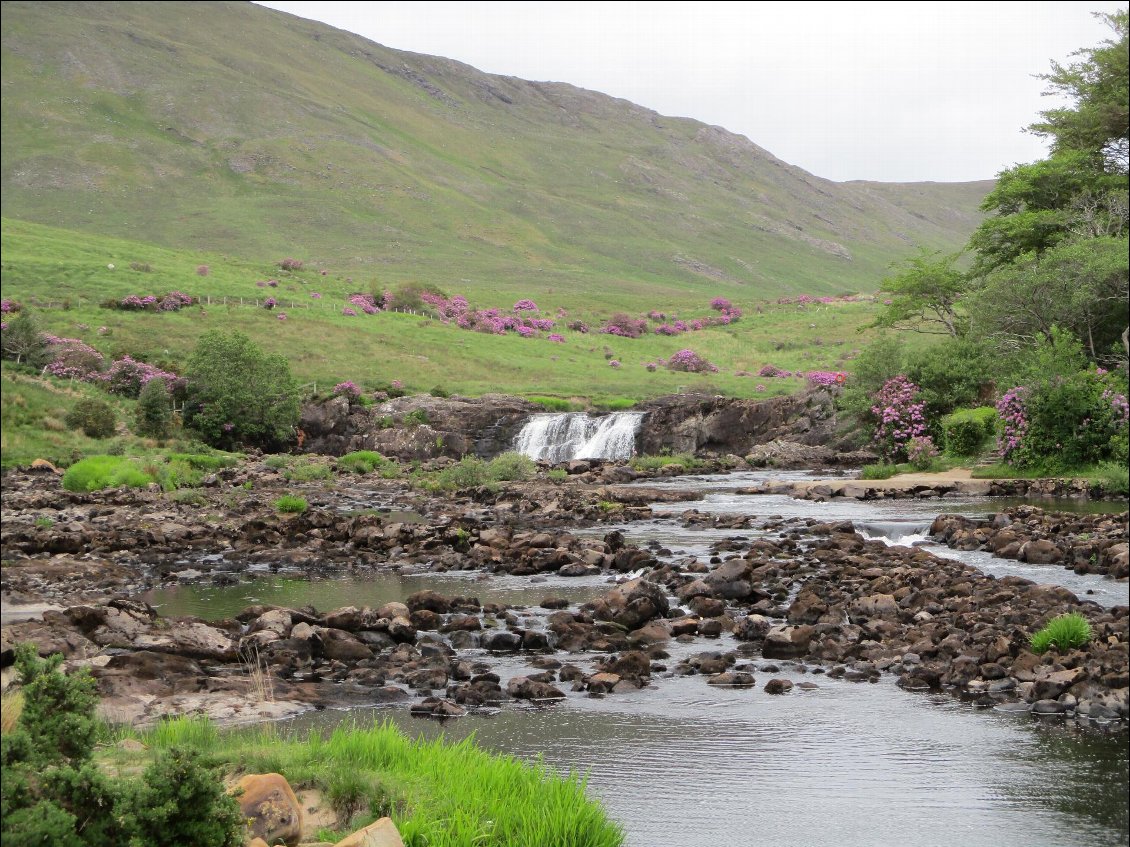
[429, 385, 450, 398]
[263, 454, 293, 470]
[859, 463, 899, 480]
[403, 409, 429, 427]
[630, 453, 700, 471]
[1020, 370, 1127, 469]
[164, 452, 236, 471]
[275, 495, 308, 514]
[942, 407, 997, 456]
[337, 450, 387, 474]
[1, 646, 243, 847]
[134, 379, 172, 439]
[61, 456, 152, 492]
[63, 398, 117, 439]
[182, 330, 300, 450]
[547, 468, 568, 482]
[1, 311, 49, 368]
[1030, 612, 1092, 654]
[284, 459, 332, 481]
[154, 458, 203, 492]
[488, 451, 536, 481]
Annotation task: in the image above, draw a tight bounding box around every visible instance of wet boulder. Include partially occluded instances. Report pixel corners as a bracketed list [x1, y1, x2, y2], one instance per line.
[586, 578, 670, 631]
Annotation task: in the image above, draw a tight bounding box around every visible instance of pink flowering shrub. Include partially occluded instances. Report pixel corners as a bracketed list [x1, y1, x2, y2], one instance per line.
[310, 292, 322, 299]
[666, 349, 718, 374]
[995, 387, 1029, 464]
[513, 299, 539, 312]
[645, 362, 658, 372]
[870, 375, 928, 462]
[333, 381, 361, 398]
[806, 371, 847, 387]
[1, 299, 20, 313]
[278, 258, 304, 271]
[277, 312, 288, 321]
[601, 313, 648, 338]
[567, 320, 589, 333]
[710, 297, 732, 311]
[43, 336, 105, 381]
[547, 334, 565, 343]
[117, 292, 194, 312]
[342, 307, 357, 317]
[348, 293, 380, 314]
[195, 265, 210, 276]
[263, 297, 277, 309]
[609, 360, 621, 369]
[102, 356, 177, 398]
[906, 435, 939, 471]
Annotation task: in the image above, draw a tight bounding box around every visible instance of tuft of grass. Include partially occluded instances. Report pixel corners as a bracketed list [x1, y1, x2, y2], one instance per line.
[283, 458, 333, 482]
[859, 463, 899, 480]
[630, 453, 701, 471]
[144, 715, 221, 752]
[1, 690, 25, 734]
[546, 468, 568, 482]
[1030, 612, 1093, 654]
[528, 396, 579, 412]
[1086, 462, 1129, 497]
[487, 451, 536, 482]
[61, 455, 153, 491]
[337, 450, 389, 474]
[263, 454, 294, 470]
[274, 494, 308, 514]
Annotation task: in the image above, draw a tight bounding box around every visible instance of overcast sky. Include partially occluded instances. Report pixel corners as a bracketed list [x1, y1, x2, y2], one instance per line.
[255, 1, 1123, 183]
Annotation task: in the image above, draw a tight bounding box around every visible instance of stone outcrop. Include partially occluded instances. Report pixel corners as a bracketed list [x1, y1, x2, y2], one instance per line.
[635, 389, 838, 456]
[298, 393, 538, 459]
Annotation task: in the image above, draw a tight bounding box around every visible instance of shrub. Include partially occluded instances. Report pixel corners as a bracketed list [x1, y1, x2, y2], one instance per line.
[154, 459, 203, 492]
[665, 349, 717, 374]
[1, 646, 243, 847]
[859, 463, 899, 480]
[275, 495, 308, 514]
[61, 456, 152, 492]
[333, 381, 361, 398]
[104, 356, 176, 398]
[182, 330, 300, 450]
[433, 456, 492, 490]
[1, 311, 49, 367]
[906, 435, 939, 471]
[284, 460, 332, 482]
[337, 451, 387, 474]
[429, 385, 450, 398]
[278, 257, 304, 271]
[1088, 462, 1129, 497]
[135, 378, 172, 438]
[64, 398, 117, 439]
[1030, 612, 1092, 654]
[489, 452, 536, 481]
[164, 452, 236, 471]
[547, 468, 568, 482]
[403, 409, 429, 427]
[942, 407, 998, 456]
[870, 375, 927, 462]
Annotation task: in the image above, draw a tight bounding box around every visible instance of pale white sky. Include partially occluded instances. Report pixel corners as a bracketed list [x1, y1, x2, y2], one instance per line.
[255, 1, 1124, 183]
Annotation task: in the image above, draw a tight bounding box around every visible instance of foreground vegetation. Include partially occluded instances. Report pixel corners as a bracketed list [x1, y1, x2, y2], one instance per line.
[1, 649, 623, 847]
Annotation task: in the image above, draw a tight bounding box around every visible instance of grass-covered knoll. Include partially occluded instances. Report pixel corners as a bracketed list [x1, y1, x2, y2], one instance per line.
[122, 716, 623, 847]
[0, 3, 986, 304]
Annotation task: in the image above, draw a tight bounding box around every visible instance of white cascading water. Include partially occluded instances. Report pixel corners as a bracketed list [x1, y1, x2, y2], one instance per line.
[513, 412, 645, 462]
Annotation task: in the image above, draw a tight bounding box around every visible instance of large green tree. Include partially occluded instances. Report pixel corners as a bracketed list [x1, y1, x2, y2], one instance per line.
[182, 330, 299, 449]
[871, 249, 968, 337]
[967, 11, 1128, 360]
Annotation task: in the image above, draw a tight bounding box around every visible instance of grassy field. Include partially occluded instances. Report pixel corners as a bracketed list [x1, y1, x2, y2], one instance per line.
[2, 218, 904, 406]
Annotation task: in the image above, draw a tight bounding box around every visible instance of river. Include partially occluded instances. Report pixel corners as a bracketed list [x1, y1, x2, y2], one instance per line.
[142, 471, 1129, 846]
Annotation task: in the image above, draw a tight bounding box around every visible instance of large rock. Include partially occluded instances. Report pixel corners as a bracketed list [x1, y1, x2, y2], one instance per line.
[636, 389, 838, 456]
[586, 578, 670, 631]
[298, 394, 538, 459]
[233, 773, 303, 847]
[334, 817, 405, 847]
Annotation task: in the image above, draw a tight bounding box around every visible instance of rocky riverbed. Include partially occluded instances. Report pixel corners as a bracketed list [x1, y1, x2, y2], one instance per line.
[2, 461, 1127, 729]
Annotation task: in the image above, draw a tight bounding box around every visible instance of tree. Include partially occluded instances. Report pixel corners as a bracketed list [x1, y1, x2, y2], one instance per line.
[182, 330, 299, 449]
[134, 378, 173, 439]
[971, 235, 1129, 358]
[0, 310, 48, 367]
[1028, 10, 1129, 173]
[870, 249, 968, 336]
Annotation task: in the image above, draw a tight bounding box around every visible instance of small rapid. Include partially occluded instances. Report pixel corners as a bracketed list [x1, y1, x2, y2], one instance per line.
[513, 411, 645, 462]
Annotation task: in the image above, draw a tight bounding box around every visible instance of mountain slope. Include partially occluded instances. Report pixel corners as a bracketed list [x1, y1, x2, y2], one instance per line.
[0, 1, 990, 302]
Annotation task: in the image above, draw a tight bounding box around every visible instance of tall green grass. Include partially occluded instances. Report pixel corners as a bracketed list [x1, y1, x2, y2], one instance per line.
[1030, 612, 1093, 654]
[132, 717, 623, 846]
[61, 455, 152, 491]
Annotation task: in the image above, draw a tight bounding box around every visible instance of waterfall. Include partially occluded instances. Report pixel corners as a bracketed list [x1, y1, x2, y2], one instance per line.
[513, 412, 645, 462]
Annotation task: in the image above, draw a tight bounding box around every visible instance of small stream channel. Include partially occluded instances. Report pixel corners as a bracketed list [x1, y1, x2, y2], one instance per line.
[141, 471, 1129, 846]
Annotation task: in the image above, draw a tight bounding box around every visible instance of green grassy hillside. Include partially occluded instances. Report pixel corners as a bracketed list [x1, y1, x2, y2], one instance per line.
[1, 218, 902, 408]
[1, 0, 989, 304]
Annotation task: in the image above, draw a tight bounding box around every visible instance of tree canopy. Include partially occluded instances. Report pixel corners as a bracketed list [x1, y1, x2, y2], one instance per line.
[182, 330, 299, 449]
